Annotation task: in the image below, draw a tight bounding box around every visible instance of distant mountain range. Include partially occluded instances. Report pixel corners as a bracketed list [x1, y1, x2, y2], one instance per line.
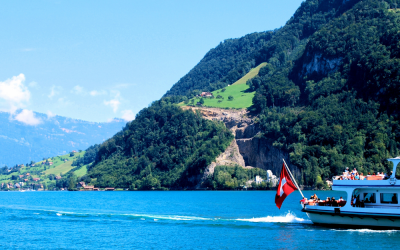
[0, 111, 126, 167]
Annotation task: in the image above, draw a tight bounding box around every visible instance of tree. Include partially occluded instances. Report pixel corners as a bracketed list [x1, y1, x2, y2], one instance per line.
[199, 98, 205, 105]
[228, 95, 234, 101]
[68, 174, 77, 191]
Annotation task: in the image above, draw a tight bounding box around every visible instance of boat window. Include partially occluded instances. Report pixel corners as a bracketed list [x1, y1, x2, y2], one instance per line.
[396, 166, 400, 179]
[363, 193, 376, 203]
[380, 193, 398, 204]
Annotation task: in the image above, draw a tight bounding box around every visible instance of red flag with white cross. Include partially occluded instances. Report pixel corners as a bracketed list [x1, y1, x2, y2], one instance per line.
[275, 163, 298, 209]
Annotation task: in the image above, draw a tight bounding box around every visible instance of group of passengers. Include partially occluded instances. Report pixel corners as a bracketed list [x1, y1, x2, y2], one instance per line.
[306, 194, 345, 207]
[337, 167, 390, 180]
[351, 195, 375, 207]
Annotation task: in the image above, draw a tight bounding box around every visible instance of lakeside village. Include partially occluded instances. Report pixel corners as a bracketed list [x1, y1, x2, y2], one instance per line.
[0, 149, 283, 191]
[0, 151, 119, 191]
[0, 169, 280, 191]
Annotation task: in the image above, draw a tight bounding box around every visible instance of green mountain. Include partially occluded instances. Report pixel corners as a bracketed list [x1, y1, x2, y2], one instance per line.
[88, 101, 233, 189]
[164, 32, 273, 98]
[30, 0, 400, 190]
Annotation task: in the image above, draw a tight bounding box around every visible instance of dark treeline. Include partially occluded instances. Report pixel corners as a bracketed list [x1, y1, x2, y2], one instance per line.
[203, 165, 271, 190]
[72, 144, 100, 167]
[164, 32, 274, 98]
[85, 99, 233, 189]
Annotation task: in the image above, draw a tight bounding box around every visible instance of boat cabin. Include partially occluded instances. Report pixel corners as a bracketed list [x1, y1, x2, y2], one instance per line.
[303, 157, 400, 210]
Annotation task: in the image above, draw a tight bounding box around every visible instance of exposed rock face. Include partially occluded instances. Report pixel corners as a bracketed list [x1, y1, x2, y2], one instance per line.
[183, 107, 301, 188]
[224, 116, 301, 179]
[303, 53, 342, 75]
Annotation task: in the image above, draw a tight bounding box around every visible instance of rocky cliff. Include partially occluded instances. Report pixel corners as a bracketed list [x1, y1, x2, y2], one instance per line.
[182, 107, 301, 187]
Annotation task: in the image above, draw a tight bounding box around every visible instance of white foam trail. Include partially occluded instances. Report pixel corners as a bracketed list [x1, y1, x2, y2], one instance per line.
[124, 214, 212, 221]
[237, 212, 311, 224]
[56, 213, 62, 216]
[334, 229, 399, 233]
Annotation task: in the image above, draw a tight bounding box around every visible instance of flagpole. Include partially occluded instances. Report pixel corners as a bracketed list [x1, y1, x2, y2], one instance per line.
[283, 159, 305, 198]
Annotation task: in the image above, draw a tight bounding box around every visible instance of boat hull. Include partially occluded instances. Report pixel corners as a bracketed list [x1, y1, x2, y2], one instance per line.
[305, 211, 400, 229]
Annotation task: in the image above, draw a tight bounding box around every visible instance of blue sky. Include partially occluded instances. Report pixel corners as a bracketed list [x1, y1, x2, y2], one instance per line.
[0, 0, 304, 123]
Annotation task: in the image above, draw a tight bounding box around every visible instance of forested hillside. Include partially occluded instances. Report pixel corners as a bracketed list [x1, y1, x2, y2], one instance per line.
[251, 0, 400, 186]
[76, 0, 400, 189]
[86, 99, 233, 189]
[164, 32, 273, 98]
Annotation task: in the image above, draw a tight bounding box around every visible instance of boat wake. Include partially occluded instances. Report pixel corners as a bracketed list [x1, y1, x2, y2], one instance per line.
[1, 205, 310, 225]
[236, 212, 311, 224]
[331, 229, 399, 234]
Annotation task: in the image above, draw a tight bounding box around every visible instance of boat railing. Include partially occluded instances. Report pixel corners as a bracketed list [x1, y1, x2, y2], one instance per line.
[301, 199, 346, 207]
[333, 175, 385, 181]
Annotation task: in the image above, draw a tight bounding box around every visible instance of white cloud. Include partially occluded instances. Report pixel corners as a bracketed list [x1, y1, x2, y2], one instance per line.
[48, 85, 62, 99]
[71, 85, 85, 95]
[121, 110, 135, 121]
[104, 99, 120, 113]
[90, 90, 107, 96]
[47, 111, 56, 119]
[0, 74, 30, 113]
[28, 81, 38, 88]
[104, 90, 122, 113]
[14, 109, 42, 126]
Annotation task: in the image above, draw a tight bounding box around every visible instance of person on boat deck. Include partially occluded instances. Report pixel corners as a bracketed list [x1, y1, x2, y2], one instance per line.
[354, 173, 360, 180]
[352, 168, 358, 175]
[326, 197, 331, 206]
[355, 196, 361, 207]
[352, 196, 357, 206]
[392, 194, 398, 204]
[360, 172, 364, 180]
[367, 172, 371, 177]
[338, 197, 344, 201]
[384, 172, 390, 179]
[331, 197, 338, 207]
[344, 167, 349, 173]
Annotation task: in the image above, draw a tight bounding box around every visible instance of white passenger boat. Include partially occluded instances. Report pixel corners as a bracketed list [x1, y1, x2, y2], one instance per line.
[301, 157, 400, 229]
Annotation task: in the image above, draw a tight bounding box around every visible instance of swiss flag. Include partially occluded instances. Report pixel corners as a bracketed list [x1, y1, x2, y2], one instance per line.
[275, 163, 298, 209]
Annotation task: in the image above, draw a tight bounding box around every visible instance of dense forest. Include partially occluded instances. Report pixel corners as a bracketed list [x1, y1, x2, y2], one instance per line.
[250, 0, 400, 186]
[164, 32, 274, 98]
[85, 99, 233, 189]
[74, 0, 400, 189]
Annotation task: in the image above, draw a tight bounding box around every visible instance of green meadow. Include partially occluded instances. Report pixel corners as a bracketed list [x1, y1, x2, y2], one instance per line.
[0, 151, 86, 187]
[180, 63, 267, 109]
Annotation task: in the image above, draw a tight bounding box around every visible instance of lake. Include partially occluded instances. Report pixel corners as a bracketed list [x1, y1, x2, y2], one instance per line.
[1, 190, 399, 249]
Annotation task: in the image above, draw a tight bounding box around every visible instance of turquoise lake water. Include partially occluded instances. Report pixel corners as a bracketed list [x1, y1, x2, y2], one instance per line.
[1, 190, 399, 249]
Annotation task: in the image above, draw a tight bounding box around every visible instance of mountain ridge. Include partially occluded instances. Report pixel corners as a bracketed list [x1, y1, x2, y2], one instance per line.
[0, 110, 126, 167]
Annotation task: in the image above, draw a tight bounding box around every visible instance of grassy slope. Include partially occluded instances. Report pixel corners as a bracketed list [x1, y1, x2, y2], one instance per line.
[44, 161, 74, 175]
[232, 62, 267, 85]
[180, 63, 267, 109]
[0, 151, 84, 183]
[74, 165, 88, 177]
